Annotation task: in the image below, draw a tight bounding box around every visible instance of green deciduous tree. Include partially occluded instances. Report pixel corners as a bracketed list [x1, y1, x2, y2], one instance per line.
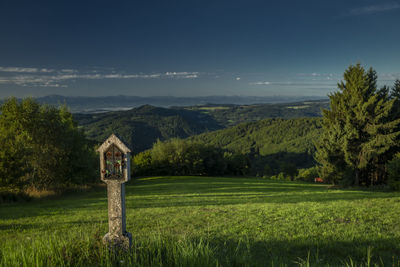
[150, 138, 228, 176]
[132, 138, 250, 177]
[0, 98, 97, 189]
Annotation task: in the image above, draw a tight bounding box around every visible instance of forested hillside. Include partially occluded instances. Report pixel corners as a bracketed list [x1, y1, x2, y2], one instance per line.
[184, 100, 328, 127]
[190, 118, 322, 174]
[190, 118, 322, 155]
[75, 100, 327, 153]
[132, 118, 322, 178]
[74, 105, 222, 152]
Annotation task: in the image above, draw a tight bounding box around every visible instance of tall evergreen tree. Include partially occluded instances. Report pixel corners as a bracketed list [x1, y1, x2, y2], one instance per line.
[315, 92, 349, 184]
[391, 79, 400, 99]
[391, 79, 400, 118]
[316, 64, 400, 185]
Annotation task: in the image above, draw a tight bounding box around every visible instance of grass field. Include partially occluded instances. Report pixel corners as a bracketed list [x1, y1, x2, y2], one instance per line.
[1, 176, 400, 266]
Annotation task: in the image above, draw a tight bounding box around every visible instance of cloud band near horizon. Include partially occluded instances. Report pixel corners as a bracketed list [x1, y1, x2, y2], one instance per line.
[0, 67, 200, 87]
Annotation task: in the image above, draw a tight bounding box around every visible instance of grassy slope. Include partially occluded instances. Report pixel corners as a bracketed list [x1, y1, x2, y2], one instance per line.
[1, 177, 400, 266]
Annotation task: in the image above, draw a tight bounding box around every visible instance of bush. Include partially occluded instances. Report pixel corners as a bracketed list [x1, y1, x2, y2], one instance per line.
[296, 167, 319, 182]
[387, 153, 400, 191]
[270, 172, 288, 181]
[132, 151, 154, 177]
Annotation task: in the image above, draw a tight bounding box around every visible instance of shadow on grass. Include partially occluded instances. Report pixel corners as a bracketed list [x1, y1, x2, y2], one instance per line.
[205, 236, 400, 266]
[0, 192, 108, 220]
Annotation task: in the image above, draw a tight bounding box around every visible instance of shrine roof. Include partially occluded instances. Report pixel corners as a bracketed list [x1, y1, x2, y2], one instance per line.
[97, 134, 131, 153]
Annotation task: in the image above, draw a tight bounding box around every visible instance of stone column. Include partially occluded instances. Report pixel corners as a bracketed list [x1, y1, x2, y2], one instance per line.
[103, 180, 132, 248]
[97, 134, 132, 249]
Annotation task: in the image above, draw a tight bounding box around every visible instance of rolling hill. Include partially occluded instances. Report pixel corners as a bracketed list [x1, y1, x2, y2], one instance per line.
[75, 100, 328, 154]
[190, 117, 322, 155]
[131, 117, 323, 176]
[74, 105, 222, 152]
[188, 117, 323, 174]
[183, 99, 328, 127]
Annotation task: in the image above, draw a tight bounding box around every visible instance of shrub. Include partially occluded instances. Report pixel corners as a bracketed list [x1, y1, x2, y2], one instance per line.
[296, 166, 319, 182]
[387, 153, 400, 191]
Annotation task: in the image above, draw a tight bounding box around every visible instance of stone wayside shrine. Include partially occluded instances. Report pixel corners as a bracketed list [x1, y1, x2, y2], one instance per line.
[97, 134, 132, 249]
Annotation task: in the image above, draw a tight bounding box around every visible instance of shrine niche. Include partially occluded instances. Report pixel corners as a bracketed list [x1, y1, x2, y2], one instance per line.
[98, 134, 131, 183]
[97, 134, 132, 249]
[104, 144, 124, 179]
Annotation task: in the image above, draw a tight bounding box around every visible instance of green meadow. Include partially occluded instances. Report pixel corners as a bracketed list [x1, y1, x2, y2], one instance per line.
[1, 176, 400, 266]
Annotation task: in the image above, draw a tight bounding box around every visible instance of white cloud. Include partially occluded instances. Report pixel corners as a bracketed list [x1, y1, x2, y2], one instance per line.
[380, 72, 400, 81]
[182, 74, 198, 78]
[344, 3, 400, 16]
[39, 68, 55, 73]
[61, 69, 77, 73]
[165, 72, 199, 78]
[0, 67, 39, 73]
[0, 66, 200, 87]
[248, 80, 338, 87]
[236, 77, 241, 81]
[104, 74, 123, 79]
[250, 81, 271, 85]
[0, 66, 56, 73]
[298, 72, 338, 78]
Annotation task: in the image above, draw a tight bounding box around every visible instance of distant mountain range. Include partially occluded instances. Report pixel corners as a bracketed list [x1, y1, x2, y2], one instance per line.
[2, 95, 328, 113]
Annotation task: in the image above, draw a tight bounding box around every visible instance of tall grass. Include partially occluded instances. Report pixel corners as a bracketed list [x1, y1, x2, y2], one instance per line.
[2, 228, 397, 267]
[0, 227, 217, 267]
[1, 176, 400, 266]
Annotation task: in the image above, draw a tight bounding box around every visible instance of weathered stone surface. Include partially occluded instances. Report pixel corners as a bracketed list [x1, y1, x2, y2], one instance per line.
[98, 134, 132, 249]
[103, 231, 132, 249]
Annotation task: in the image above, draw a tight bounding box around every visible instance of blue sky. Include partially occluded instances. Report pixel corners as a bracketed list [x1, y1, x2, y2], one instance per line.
[0, 0, 399, 98]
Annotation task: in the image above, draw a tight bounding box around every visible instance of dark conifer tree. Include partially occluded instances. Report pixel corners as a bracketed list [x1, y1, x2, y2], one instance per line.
[391, 79, 400, 99]
[317, 64, 400, 185]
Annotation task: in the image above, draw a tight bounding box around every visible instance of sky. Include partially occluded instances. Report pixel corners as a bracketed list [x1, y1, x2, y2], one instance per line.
[0, 0, 399, 98]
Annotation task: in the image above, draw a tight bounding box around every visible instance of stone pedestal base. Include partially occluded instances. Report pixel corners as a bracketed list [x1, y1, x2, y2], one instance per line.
[103, 232, 132, 249]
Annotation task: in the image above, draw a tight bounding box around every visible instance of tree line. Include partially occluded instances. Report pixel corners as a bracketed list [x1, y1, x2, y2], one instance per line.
[133, 138, 250, 177]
